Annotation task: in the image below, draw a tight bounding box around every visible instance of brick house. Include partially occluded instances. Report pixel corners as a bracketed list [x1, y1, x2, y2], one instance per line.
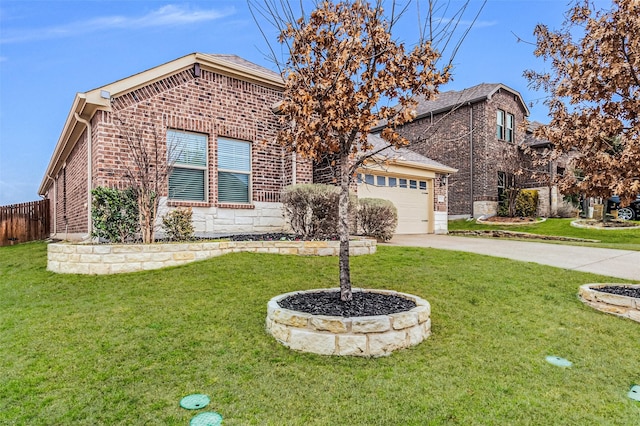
[38, 53, 454, 240]
[373, 83, 565, 218]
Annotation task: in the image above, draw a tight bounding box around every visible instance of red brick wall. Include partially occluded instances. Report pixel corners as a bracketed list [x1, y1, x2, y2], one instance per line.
[98, 68, 314, 202]
[46, 65, 317, 234]
[47, 127, 90, 235]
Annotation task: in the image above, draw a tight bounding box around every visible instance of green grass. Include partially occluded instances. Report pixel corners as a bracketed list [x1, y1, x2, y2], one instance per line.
[1, 242, 639, 425]
[449, 218, 640, 251]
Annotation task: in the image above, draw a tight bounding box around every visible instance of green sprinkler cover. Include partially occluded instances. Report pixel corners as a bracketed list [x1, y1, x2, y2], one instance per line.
[190, 412, 223, 426]
[180, 394, 211, 410]
[629, 385, 640, 402]
[545, 356, 572, 367]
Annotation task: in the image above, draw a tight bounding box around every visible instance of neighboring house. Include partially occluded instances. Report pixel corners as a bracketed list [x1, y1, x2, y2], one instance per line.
[39, 53, 455, 240]
[373, 83, 564, 218]
[520, 121, 575, 217]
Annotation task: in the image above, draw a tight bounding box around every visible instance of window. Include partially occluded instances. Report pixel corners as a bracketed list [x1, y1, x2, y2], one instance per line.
[419, 181, 427, 191]
[167, 130, 207, 201]
[496, 110, 505, 140]
[409, 180, 417, 189]
[505, 113, 514, 142]
[399, 178, 407, 188]
[497, 110, 515, 142]
[388, 177, 397, 187]
[364, 174, 374, 185]
[217, 138, 251, 203]
[376, 176, 386, 186]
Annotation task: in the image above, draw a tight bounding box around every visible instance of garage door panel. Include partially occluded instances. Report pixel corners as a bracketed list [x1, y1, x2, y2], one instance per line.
[358, 184, 429, 234]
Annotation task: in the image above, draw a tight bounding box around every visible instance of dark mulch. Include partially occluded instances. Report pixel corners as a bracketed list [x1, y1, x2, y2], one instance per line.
[225, 233, 337, 241]
[278, 290, 416, 317]
[482, 216, 538, 223]
[595, 286, 640, 298]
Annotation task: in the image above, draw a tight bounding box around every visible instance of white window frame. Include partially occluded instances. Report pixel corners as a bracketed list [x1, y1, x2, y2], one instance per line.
[167, 129, 208, 202]
[505, 113, 514, 142]
[217, 137, 252, 204]
[497, 109, 505, 140]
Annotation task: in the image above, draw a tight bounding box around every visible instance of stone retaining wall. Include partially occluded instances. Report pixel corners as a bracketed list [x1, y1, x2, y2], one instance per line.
[579, 284, 640, 323]
[266, 289, 431, 357]
[48, 239, 376, 275]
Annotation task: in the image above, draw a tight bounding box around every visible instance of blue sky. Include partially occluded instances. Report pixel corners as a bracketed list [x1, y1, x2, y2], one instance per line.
[0, 0, 603, 205]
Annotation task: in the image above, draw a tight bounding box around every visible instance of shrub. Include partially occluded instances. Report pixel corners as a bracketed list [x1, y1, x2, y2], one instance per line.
[515, 189, 539, 217]
[161, 207, 195, 241]
[357, 198, 398, 241]
[282, 184, 356, 239]
[91, 187, 139, 243]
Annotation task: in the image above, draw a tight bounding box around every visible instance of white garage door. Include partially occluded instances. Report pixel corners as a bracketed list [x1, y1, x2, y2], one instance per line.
[357, 174, 431, 234]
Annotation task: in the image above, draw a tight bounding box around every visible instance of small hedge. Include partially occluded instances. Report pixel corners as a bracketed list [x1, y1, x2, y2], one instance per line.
[282, 184, 355, 239]
[91, 186, 139, 243]
[515, 190, 539, 217]
[283, 184, 397, 241]
[161, 207, 195, 241]
[357, 198, 398, 241]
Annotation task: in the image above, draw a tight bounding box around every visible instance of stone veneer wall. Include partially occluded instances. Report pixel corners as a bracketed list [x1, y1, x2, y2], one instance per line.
[266, 289, 431, 357]
[47, 239, 376, 275]
[579, 284, 640, 323]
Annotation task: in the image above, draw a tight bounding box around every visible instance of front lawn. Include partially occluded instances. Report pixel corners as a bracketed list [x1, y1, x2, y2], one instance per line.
[1, 243, 638, 424]
[449, 218, 640, 251]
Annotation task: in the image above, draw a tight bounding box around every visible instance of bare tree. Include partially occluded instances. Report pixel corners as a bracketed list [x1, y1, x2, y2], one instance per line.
[114, 116, 173, 244]
[250, 0, 483, 300]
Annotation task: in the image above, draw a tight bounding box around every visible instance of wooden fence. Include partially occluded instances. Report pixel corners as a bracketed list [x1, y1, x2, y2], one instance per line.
[0, 199, 50, 246]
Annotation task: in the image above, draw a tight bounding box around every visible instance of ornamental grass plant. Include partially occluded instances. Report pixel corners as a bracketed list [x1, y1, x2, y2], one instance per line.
[1, 242, 638, 424]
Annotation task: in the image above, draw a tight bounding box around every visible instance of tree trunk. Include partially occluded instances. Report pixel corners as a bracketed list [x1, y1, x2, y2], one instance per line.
[339, 152, 352, 301]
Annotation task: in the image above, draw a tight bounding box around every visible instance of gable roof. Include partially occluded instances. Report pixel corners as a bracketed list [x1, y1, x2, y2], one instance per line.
[39, 53, 284, 196]
[371, 83, 530, 132]
[362, 133, 457, 174]
[412, 83, 530, 119]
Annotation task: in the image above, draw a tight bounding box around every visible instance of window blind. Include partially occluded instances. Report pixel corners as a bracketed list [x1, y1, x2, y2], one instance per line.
[217, 138, 251, 203]
[168, 168, 205, 201]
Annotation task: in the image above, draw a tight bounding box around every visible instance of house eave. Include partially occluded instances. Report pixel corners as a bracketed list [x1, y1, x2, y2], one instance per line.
[361, 155, 457, 175]
[39, 52, 285, 197]
[38, 93, 109, 196]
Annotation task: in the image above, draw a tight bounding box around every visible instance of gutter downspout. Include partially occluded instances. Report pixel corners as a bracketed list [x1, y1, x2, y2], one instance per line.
[48, 174, 57, 235]
[74, 113, 92, 239]
[468, 103, 474, 218]
[291, 152, 297, 185]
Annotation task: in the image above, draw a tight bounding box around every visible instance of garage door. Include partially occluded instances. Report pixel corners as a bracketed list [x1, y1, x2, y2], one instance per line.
[357, 174, 431, 234]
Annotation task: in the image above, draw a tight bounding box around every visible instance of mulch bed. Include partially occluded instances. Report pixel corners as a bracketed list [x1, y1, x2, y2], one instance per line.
[574, 219, 639, 228]
[481, 216, 538, 223]
[595, 286, 640, 298]
[278, 290, 416, 317]
[225, 233, 337, 241]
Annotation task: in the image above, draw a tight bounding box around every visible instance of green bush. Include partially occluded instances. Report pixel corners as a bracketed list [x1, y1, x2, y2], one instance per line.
[91, 187, 139, 243]
[282, 184, 356, 239]
[161, 207, 195, 241]
[515, 189, 539, 217]
[357, 198, 398, 241]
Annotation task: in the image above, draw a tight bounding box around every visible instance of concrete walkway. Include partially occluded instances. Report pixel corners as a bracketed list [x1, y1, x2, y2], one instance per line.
[387, 234, 640, 282]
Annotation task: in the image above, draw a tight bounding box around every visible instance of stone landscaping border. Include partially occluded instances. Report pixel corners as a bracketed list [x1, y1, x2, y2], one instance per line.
[266, 288, 431, 357]
[579, 283, 640, 323]
[47, 238, 376, 275]
[476, 216, 546, 226]
[571, 220, 640, 230]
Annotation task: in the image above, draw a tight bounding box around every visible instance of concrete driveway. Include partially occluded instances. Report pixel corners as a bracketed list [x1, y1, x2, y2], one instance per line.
[387, 234, 640, 282]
